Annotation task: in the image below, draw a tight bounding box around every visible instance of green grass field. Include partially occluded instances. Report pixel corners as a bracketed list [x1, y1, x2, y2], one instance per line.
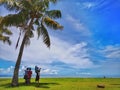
[0, 78, 120, 90]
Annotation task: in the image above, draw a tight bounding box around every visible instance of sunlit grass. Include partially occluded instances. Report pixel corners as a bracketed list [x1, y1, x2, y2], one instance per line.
[0, 78, 120, 90]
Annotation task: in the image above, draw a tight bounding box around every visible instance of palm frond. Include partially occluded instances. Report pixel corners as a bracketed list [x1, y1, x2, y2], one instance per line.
[23, 30, 34, 46]
[15, 30, 21, 49]
[44, 17, 63, 30]
[0, 34, 11, 45]
[0, 18, 12, 45]
[0, 11, 27, 27]
[36, 26, 41, 39]
[19, 0, 32, 10]
[28, 30, 34, 38]
[46, 10, 62, 19]
[34, 19, 40, 25]
[3, 28, 12, 35]
[49, 0, 57, 4]
[0, 0, 21, 11]
[25, 37, 31, 46]
[0, 27, 12, 35]
[40, 23, 50, 47]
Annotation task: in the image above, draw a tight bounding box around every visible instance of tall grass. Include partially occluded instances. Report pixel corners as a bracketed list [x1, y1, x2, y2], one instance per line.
[0, 78, 120, 90]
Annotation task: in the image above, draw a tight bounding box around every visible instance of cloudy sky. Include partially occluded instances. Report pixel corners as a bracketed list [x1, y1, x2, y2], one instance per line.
[0, 0, 120, 77]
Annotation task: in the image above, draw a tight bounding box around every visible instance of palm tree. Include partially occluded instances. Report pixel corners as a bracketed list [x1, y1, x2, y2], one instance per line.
[0, 0, 63, 86]
[0, 17, 12, 45]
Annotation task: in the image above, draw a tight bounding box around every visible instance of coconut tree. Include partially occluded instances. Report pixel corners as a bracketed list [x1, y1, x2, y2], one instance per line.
[0, 0, 63, 86]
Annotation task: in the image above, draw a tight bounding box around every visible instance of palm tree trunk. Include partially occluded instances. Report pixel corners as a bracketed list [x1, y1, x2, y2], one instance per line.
[11, 34, 27, 86]
[11, 18, 34, 86]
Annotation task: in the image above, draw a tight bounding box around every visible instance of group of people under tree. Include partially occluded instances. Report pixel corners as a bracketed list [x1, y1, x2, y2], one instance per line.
[24, 66, 41, 84]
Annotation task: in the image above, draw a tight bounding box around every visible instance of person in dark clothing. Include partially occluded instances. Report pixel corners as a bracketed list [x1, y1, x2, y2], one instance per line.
[35, 66, 41, 84]
[24, 68, 29, 84]
[35, 71, 40, 82]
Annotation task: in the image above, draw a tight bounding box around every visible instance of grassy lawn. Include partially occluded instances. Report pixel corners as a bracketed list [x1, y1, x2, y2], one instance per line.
[0, 78, 120, 90]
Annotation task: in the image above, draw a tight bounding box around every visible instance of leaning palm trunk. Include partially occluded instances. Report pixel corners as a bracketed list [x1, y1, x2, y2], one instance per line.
[11, 17, 34, 86]
[11, 34, 27, 86]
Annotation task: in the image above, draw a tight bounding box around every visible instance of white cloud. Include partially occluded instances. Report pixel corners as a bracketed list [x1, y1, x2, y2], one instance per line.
[100, 45, 120, 59]
[42, 69, 58, 75]
[0, 27, 94, 69]
[75, 1, 96, 9]
[83, 2, 96, 9]
[0, 65, 58, 75]
[0, 66, 14, 74]
[65, 15, 91, 36]
[76, 72, 91, 75]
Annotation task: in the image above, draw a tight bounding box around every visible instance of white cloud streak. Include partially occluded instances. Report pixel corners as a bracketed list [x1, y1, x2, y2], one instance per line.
[0, 66, 14, 74]
[83, 2, 96, 9]
[0, 65, 58, 75]
[100, 45, 120, 59]
[0, 27, 94, 69]
[65, 15, 91, 36]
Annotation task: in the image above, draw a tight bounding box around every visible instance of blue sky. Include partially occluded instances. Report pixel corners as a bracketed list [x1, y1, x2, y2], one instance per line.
[0, 0, 120, 77]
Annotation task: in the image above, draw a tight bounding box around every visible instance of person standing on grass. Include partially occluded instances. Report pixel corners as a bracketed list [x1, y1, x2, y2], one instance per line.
[35, 66, 41, 84]
[27, 68, 32, 84]
[24, 68, 29, 84]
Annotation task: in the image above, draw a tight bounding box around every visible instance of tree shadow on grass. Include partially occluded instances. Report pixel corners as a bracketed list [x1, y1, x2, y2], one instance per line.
[110, 84, 120, 85]
[110, 84, 120, 88]
[0, 79, 9, 82]
[0, 82, 60, 89]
